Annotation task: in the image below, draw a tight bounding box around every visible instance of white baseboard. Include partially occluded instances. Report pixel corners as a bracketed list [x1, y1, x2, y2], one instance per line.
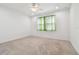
[31, 35, 69, 41]
[70, 40, 79, 54]
[0, 35, 30, 44]
[0, 35, 69, 44]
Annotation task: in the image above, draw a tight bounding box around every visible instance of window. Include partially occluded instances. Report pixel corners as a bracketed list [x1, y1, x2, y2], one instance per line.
[37, 15, 56, 31]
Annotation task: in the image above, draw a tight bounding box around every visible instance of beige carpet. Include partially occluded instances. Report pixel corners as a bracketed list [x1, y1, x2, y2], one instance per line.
[0, 36, 77, 55]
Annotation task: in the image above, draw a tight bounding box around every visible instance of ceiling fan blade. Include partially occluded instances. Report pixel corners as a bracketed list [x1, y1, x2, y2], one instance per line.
[39, 8, 43, 10]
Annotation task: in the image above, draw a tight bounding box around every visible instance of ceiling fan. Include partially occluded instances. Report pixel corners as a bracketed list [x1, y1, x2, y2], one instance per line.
[31, 3, 42, 12]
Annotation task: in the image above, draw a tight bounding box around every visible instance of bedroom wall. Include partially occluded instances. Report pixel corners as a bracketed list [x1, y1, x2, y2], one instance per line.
[0, 5, 31, 43]
[31, 9, 70, 40]
[70, 3, 79, 54]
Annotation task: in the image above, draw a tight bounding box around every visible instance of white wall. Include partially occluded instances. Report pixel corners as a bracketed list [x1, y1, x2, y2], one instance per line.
[70, 4, 79, 54]
[0, 5, 31, 43]
[31, 9, 70, 40]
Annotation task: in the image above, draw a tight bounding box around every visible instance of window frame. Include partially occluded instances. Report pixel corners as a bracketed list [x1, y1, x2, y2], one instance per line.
[37, 15, 56, 31]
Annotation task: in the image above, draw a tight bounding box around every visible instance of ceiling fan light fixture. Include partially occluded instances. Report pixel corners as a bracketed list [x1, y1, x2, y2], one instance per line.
[31, 3, 39, 12]
[31, 7, 39, 12]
